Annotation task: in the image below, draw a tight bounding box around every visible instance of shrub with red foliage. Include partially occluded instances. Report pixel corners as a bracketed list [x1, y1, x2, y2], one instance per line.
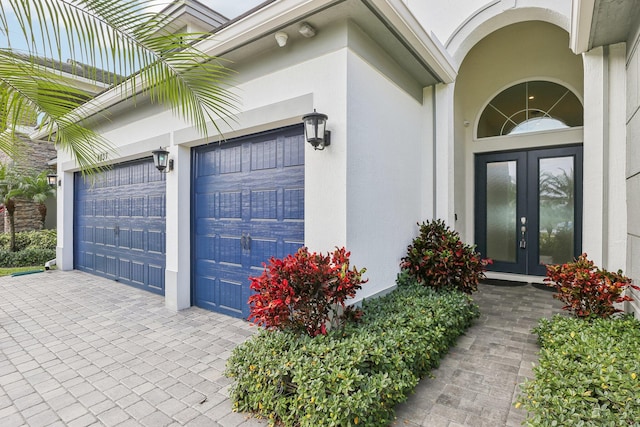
[248, 247, 367, 337]
[400, 220, 491, 294]
[545, 253, 639, 318]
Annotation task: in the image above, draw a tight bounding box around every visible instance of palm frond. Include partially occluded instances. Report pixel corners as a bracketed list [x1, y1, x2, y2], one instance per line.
[0, 0, 238, 173]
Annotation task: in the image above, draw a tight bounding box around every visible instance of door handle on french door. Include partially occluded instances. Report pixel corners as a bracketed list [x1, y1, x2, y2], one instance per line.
[520, 216, 527, 249]
[240, 233, 247, 250]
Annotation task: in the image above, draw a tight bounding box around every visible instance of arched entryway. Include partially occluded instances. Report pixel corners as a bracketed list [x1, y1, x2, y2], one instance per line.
[453, 20, 585, 278]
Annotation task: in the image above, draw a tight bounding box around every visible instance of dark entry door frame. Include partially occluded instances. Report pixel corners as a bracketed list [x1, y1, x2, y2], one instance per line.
[475, 145, 583, 276]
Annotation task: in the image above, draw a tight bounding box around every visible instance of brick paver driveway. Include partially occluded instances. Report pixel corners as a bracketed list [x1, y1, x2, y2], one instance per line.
[0, 270, 262, 427]
[1, 270, 562, 426]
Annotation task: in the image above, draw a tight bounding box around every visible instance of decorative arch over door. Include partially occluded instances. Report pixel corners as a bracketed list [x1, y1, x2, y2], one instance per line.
[477, 80, 583, 139]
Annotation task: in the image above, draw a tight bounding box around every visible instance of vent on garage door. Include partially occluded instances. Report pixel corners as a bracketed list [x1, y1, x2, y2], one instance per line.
[192, 125, 305, 318]
[74, 158, 166, 294]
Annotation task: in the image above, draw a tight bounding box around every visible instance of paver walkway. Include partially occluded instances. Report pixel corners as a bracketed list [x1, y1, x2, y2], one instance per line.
[393, 282, 564, 426]
[0, 270, 562, 426]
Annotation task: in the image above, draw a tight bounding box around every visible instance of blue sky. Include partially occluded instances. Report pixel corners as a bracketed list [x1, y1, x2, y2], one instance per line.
[202, 0, 266, 19]
[0, 0, 267, 72]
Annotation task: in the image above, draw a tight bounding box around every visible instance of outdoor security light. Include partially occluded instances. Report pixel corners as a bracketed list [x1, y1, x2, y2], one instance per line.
[152, 147, 173, 173]
[302, 110, 331, 150]
[46, 173, 57, 187]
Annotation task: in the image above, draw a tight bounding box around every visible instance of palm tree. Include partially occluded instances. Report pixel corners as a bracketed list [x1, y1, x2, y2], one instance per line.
[18, 170, 57, 229]
[0, 0, 237, 173]
[0, 164, 23, 252]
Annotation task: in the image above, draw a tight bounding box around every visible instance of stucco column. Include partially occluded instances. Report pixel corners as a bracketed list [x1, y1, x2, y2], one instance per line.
[56, 168, 74, 270]
[605, 43, 627, 272]
[582, 47, 606, 265]
[164, 144, 191, 311]
[582, 45, 627, 271]
[434, 82, 455, 225]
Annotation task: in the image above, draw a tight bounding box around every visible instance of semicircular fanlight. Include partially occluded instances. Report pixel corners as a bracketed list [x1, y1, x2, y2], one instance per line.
[478, 81, 583, 138]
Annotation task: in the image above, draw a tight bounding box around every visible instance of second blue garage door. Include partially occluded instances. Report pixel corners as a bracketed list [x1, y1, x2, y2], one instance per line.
[192, 126, 305, 318]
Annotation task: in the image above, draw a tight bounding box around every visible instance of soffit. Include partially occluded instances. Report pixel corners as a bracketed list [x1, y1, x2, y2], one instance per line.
[589, 0, 638, 47]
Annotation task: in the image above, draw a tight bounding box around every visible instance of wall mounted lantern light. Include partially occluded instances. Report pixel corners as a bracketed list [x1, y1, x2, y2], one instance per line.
[152, 147, 173, 173]
[302, 110, 331, 150]
[46, 173, 57, 187]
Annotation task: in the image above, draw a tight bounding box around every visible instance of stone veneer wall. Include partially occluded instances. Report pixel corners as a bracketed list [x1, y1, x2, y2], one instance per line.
[0, 137, 57, 233]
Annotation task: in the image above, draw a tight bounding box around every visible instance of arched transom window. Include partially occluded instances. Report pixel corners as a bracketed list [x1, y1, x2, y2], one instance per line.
[477, 81, 583, 138]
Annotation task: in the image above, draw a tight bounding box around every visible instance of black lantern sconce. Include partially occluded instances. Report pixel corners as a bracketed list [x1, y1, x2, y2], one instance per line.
[152, 147, 173, 173]
[46, 173, 57, 188]
[302, 110, 331, 150]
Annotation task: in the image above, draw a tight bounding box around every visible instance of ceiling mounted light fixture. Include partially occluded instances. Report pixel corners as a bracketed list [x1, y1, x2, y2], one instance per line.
[275, 31, 289, 47]
[298, 22, 316, 38]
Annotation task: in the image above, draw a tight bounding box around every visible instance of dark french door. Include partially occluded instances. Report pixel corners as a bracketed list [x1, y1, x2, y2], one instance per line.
[475, 146, 582, 275]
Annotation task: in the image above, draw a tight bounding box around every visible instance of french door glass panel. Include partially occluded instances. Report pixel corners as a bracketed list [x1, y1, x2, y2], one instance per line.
[538, 157, 575, 266]
[486, 161, 517, 263]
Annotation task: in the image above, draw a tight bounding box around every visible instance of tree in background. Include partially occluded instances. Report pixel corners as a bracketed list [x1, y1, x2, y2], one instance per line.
[18, 170, 57, 229]
[0, 164, 23, 251]
[0, 0, 237, 173]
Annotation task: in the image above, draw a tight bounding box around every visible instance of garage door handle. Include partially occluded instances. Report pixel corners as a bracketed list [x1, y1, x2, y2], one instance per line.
[240, 233, 252, 251]
[246, 234, 252, 251]
[114, 225, 119, 236]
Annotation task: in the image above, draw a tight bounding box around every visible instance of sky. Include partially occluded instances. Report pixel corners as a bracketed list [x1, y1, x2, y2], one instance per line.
[0, 0, 268, 73]
[199, 0, 266, 19]
[147, 0, 266, 19]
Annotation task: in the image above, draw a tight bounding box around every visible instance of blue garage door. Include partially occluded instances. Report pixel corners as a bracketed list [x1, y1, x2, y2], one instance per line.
[74, 158, 166, 295]
[193, 126, 305, 318]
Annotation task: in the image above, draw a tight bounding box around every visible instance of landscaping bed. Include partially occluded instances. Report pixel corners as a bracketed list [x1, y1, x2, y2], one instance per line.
[225, 283, 479, 426]
[518, 315, 640, 426]
[0, 230, 56, 267]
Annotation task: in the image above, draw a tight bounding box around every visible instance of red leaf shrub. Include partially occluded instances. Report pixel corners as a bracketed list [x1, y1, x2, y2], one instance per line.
[545, 253, 639, 318]
[400, 220, 491, 294]
[248, 247, 367, 337]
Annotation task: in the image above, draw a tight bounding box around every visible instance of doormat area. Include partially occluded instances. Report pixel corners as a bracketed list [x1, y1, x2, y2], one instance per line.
[481, 279, 529, 287]
[531, 282, 555, 292]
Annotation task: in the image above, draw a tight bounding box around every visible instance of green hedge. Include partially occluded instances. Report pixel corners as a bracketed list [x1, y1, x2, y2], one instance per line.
[226, 284, 479, 426]
[0, 248, 56, 267]
[518, 315, 640, 426]
[0, 229, 57, 251]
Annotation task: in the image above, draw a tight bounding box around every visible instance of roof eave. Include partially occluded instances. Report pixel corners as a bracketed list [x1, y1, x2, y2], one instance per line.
[570, 0, 596, 54]
[32, 0, 457, 141]
[363, 0, 456, 84]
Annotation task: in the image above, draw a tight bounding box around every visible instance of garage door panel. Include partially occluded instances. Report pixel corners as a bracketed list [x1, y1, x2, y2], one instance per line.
[249, 239, 277, 269]
[193, 126, 304, 318]
[220, 145, 243, 174]
[74, 158, 165, 295]
[220, 192, 242, 218]
[219, 236, 242, 265]
[148, 264, 164, 290]
[148, 195, 165, 217]
[284, 135, 305, 167]
[284, 188, 304, 219]
[251, 139, 277, 170]
[147, 230, 165, 254]
[219, 279, 243, 313]
[250, 190, 277, 219]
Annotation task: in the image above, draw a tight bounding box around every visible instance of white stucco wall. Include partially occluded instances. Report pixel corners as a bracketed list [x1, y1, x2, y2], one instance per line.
[345, 49, 430, 301]
[56, 18, 436, 310]
[626, 20, 640, 316]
